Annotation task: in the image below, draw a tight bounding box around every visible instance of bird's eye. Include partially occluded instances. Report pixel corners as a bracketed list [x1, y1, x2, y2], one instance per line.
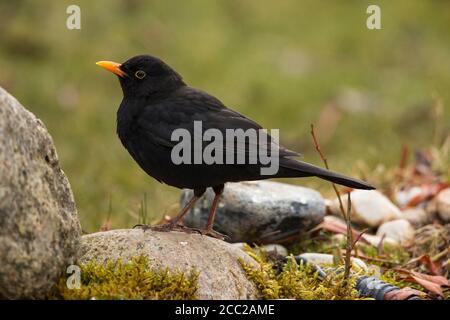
[135, 70, 146, 79]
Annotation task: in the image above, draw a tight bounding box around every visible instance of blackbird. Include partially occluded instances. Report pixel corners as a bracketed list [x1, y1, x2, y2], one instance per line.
[97, 55, 374, 239]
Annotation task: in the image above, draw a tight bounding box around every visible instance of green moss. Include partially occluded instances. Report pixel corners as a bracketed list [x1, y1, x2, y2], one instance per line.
[51, 255, 199, 300]
[379, 270, 413, 289]
[359, 242, 410, 266]
[288, 233, 340, 256]
[241, 250, 362, 300]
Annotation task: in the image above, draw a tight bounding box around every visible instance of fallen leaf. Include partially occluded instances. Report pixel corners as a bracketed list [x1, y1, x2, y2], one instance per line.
[406, 275, 444, 297]
[312, 219, 369, 244]
[395, 268, 450, 297]
[384, 287, 427, 300]
[418, 255, 442, 276]
[406, 182, 450, 207]
[409, 271, 450, 287]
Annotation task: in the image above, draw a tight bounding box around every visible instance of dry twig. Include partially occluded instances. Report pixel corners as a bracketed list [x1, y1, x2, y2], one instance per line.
[310, 124, 354, 281]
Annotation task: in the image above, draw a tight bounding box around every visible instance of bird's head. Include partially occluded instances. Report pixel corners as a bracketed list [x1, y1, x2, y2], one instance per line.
[96, 55, 185, 98]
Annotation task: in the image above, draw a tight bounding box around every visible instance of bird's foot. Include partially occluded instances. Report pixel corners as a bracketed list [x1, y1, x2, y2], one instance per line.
[132, 223, 152, 231]
[200, 228, 229, 241]
[133, 222, 202, 235]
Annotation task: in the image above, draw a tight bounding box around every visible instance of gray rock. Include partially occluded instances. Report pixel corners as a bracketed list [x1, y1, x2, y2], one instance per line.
[402, 207, 431, 227]
[261, 244, 288, 256]
[362, 233, 398, 246]
[183, 181, 326, 243]
[0, 87, 81, 299]
[231, 243, 288, 256]
[79, 229, 258, 299]
[376, 219, 414, 244]
[329, 190, 402, 228]
[436, 188, 450, 222]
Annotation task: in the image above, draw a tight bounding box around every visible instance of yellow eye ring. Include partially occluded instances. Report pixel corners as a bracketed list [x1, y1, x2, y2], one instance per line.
[135, 70, 146, 79]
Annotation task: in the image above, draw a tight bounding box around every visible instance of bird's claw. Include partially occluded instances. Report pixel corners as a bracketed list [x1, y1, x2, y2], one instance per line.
[133, 223, 228, 241]
[199, 228, 229, 241]
[132, 223, 152, 231]
[134, 222, 203, 235]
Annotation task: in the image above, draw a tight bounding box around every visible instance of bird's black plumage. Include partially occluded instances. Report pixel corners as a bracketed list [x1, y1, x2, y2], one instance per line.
[97, 55, 374, 238]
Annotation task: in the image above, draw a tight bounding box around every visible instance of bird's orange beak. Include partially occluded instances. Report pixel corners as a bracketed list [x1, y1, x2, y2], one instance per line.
[96, 60, 127, 78]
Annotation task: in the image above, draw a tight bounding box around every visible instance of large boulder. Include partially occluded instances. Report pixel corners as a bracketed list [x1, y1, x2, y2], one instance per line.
[0, 87, 81, 299]
[182, 181, 326, 244]
[79, 229, 258, 299]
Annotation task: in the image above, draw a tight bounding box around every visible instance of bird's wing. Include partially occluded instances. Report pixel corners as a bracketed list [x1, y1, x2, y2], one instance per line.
[137, 86, 299, 158]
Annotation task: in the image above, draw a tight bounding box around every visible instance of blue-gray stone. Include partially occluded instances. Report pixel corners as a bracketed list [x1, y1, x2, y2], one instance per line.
[182, 181, 325, 243]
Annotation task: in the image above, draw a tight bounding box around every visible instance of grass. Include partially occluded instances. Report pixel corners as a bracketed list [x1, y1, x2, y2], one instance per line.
[0, 0, 449, 231]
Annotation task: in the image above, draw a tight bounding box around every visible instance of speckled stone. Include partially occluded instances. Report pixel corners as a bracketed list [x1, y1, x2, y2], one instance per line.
[182, 181, 326, 243]
[79, 229, 259, 300]
[0, 87, 81, 299]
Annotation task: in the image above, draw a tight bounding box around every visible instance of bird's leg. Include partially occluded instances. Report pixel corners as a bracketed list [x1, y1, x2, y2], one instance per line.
[137, 188, 205, 233]
[170, 189, 204, 226]
[200, 185, 228, 240]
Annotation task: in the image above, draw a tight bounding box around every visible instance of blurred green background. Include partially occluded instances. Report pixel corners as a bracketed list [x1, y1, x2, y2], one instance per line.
[1, 0, 449, 232]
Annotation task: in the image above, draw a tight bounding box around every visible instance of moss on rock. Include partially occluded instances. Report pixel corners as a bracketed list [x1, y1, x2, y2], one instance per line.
[51, 255, 199, 300]
[240, 248, 362, 300]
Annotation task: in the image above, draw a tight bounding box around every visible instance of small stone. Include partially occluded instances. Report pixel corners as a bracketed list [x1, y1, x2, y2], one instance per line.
[376, 219, 414, 244]
[183, 181, 326, 244]
[79, 229, 258, 300]
[331, 233, 346, 245]
[436, 188, 450, 222]
[402, 207, 431, 227]
[362, 234, 398, 246]
[330, 190, 402, 228]
[395, 187, 422, 208]
[298, 253, 368, 272]
[261, 244, 288, 256]
[367, 265, 381, 278]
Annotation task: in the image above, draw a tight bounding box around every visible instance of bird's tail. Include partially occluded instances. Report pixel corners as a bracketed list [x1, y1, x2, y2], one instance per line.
[279, 158, 375, 190]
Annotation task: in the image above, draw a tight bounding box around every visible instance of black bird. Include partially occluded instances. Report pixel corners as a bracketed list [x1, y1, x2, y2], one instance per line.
[97, 55, 374, 239]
